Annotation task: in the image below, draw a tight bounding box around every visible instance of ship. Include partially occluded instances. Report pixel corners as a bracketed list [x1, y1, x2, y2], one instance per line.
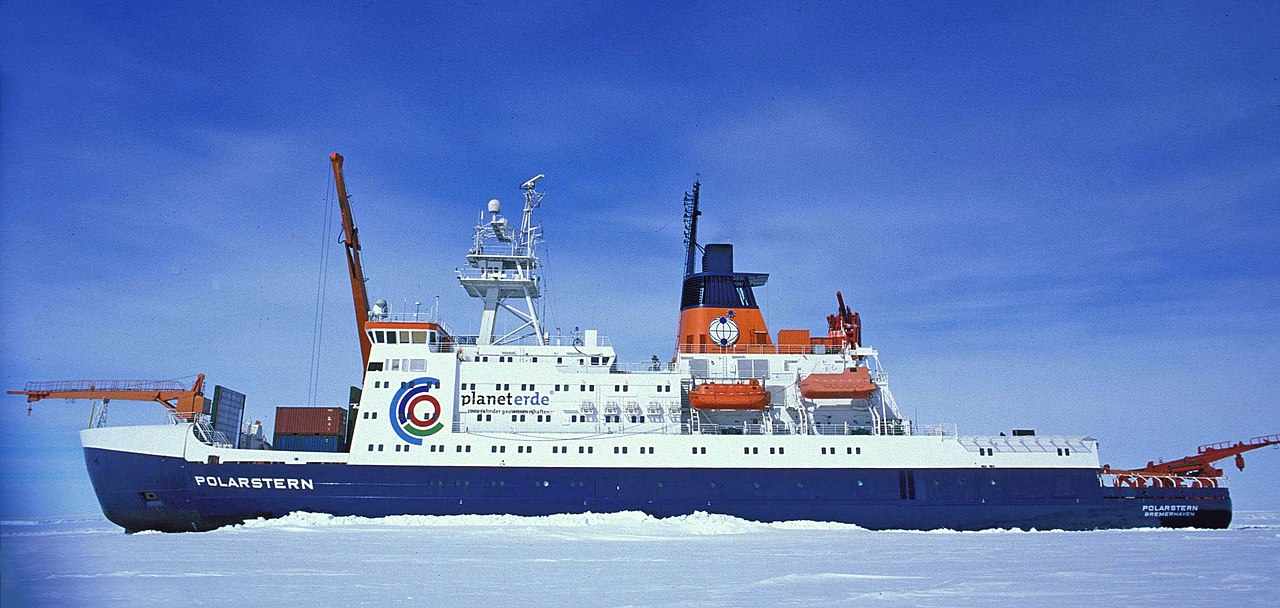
[11, 153, 1277, 533]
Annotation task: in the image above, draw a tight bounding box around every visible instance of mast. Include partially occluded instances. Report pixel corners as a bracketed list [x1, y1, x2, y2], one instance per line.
[330, 153, 373, 371]
[682, 178, 701, 277]
[457, 174, 547, 346]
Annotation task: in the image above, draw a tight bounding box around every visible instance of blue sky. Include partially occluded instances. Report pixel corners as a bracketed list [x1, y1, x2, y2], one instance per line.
[1, 1, 1277, 518]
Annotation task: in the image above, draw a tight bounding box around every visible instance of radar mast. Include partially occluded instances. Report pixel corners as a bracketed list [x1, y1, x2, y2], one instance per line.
[457, 174, 547, 346]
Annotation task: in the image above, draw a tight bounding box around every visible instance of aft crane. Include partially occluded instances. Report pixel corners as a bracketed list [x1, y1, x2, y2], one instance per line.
[331, 152, 374, 374]
[8, 375, 206, 420]
[1106, 433, 1280, 478]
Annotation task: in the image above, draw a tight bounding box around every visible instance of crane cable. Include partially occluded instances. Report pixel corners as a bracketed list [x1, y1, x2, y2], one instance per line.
[307, 172, 337, 405]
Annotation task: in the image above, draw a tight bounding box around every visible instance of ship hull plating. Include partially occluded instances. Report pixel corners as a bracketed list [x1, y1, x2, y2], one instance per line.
[84, 447, 1231, 533]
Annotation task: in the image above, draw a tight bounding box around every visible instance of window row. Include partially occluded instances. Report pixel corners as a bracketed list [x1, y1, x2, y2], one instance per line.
[369, 329, 434, 344]
[476, 355, 540, 363]
[366, 358, 426, 373]
[457, 382, 676, 393]
[819, 447, 863, 455]
[611, 446, 658, 454]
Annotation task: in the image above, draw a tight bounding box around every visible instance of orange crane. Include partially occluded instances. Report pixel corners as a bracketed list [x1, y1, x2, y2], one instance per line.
[330, 152, 373, 373]
[1105, 433, 1280, 478]
[8, 374, 207, 419]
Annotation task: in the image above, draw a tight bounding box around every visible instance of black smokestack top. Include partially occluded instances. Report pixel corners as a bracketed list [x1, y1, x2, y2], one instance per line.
[702, 244, 733, 273]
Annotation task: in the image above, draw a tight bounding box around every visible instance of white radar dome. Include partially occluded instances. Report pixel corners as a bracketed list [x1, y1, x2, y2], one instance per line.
[488, 199, 502, 214]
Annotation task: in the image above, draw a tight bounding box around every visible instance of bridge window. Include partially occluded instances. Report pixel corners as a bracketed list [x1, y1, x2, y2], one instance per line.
[411, 331, 427, 344]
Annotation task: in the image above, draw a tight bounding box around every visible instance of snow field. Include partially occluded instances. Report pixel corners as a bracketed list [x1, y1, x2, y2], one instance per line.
[3, 511, 1278, 607]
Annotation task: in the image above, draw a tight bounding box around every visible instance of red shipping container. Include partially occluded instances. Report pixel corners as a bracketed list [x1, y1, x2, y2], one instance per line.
[274, 406, 347, 436]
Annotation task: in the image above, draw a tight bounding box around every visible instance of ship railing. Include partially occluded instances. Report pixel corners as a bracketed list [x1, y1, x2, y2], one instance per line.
[451, 422, 689, 435]
[24, 378, 188, 393]
[608, 362, 679, 373]
[450, 334, 612, 348]
[687, 421, 770, 436]
[813, 423, 875, 436]
[876, 419, 911, 436]
[915, 423, 957, 437]
[678, 343, 842, 355]
[1098, 472, 1226, 489]
[167, 411, 236, 448]
[367, 312, 454, 335]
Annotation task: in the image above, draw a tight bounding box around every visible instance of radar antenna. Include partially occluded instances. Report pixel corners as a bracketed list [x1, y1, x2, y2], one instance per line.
[457, 174, 548, 346]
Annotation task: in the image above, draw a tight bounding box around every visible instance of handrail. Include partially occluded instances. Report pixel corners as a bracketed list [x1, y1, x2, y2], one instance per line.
[23, 379, 187, 393]
[677, 343, 838, 355]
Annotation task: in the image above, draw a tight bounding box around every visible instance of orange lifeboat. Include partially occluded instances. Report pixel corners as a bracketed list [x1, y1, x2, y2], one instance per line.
[688, 379, 771, 410]
[799, 367, 879, 400]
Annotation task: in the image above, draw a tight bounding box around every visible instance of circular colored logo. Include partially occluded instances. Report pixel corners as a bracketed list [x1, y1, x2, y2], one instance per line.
[390, 377, 443, 444]
[708, 316, 740, 347]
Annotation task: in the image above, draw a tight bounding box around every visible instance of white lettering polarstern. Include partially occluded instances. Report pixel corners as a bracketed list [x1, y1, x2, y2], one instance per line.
[1142, 504, 1199, 517]
[194, 476, 314, 490]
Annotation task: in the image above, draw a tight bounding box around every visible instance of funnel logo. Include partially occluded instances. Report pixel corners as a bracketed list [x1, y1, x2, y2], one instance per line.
[709, 314, 739, 347]
[390, 377, 444, 444]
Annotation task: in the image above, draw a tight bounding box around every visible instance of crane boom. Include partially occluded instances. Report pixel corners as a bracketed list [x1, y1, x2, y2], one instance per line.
[8, 374, 206, 419]
[330, 152, 373, 373]
[1109, 433, 1280, 478]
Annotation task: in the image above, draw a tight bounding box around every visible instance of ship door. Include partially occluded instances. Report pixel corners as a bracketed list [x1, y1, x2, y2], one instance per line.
[898, 471, 917, 500]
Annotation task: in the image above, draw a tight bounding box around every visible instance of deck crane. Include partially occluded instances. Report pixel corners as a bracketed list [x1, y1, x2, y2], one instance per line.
[7, 375, 207, 422]
[330, 152, 374, 374]
[330, 152, 373, 373]
[1106, 433, 1280, 478]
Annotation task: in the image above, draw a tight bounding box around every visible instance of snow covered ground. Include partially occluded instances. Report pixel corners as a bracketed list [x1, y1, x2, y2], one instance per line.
[3, 511, 1278, 607]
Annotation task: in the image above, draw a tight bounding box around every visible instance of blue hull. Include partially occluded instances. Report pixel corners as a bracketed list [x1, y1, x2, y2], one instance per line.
[84, 447, 1231, 533]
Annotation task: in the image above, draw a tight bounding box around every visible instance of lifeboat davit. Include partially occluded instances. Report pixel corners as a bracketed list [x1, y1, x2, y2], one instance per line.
[688, 379, 771, 410]
[799, 367, 879, 400]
